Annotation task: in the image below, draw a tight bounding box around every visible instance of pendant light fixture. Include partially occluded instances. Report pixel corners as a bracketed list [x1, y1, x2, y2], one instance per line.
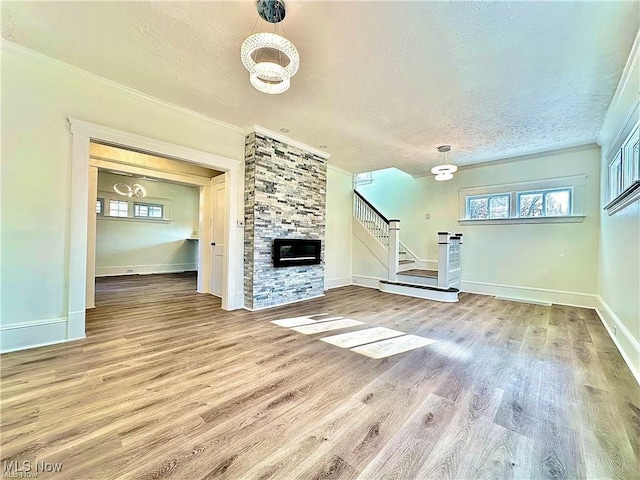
[113, 182, 146, 198]
[431, 145, 457, 181]
[241, 0, 299, 95]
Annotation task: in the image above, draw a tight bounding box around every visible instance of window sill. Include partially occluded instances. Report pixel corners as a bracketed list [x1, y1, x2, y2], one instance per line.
[97, 216, 170, 224]
[458, 216, 585, 226]
[604, 181, 640, 216]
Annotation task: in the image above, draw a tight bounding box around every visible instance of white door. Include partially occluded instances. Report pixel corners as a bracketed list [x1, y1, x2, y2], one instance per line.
[210, 177, 226, 297]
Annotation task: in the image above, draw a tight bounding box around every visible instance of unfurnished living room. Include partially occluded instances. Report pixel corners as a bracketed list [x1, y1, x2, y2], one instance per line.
[1, 1, 639, 479]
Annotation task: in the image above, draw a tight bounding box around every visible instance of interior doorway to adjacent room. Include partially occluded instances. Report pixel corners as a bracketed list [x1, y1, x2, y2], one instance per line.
[86, 142, 227, 309]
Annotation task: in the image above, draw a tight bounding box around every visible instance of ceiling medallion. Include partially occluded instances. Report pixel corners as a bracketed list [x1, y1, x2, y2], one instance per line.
[241, 0, 299, 95]
[431, 145, 458, 181]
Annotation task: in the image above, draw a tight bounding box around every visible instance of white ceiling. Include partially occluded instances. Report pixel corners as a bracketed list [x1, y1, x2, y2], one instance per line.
[2, 1, 638, 175]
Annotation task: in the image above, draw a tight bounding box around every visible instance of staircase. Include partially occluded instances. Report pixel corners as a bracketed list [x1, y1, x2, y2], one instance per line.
[353, 190, 462, 302]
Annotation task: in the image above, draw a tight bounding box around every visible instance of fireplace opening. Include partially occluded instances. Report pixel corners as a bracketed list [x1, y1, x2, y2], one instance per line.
[273, 239, 321, 268]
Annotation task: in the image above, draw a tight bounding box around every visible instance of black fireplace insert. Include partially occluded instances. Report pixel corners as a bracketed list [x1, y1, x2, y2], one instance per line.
[273, 239, 321, 267]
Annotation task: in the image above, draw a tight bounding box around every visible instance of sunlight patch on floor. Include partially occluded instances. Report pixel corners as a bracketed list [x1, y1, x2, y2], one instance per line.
[271, 314, 343, 328]
[320, 327, 405, 349]
[351, 335, 437, 359]
[269, 313, 437, 358]
[291, 319, 364, 334]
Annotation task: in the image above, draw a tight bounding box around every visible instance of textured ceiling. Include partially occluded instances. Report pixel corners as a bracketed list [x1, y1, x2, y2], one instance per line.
[2, 1, 638, 175]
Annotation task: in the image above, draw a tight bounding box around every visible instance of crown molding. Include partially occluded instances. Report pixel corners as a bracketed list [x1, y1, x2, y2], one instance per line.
[250, 125, 331, 160]
[1, 40, 246, 136]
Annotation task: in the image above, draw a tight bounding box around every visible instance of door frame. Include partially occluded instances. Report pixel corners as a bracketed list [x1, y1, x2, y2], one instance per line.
[68, 118, 241, 340]
[210, 174, 227, 297]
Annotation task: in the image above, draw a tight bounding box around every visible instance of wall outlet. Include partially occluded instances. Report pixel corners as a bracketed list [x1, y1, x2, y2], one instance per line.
[425, 213, 430, 220]
[613, 326, 617, 335]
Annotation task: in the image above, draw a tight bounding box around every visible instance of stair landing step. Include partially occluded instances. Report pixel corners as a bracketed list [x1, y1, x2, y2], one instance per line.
[379, 280, 459, 303]
[398, 269, 438, 278]
[380, 280, 458, 293]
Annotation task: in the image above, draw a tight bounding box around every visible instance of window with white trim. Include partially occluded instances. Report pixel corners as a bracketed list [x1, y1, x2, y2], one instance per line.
[354, 172, 373, 187]
[109, 199, 129, 218]
[134, 203, 163, 218]
[458, 175, 586, 225]
[467, 194, 509, 219]
[97, 191, 172, 222]
[517, 188, 571, 218]
[605, 121, 639, 215]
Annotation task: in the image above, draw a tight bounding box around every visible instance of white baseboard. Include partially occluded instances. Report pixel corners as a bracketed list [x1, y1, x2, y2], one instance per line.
[1, 317, 69, 353]
[352, 277, 599, 309]
[351, 275, 384, 289]
[244, 293, 326, 312]
[494, 296, 551, 307]
[461, 280, 598, 309]
[95, 263, 197, 276]
[325, 276, 352, 290]
[595, 296, 640, 385]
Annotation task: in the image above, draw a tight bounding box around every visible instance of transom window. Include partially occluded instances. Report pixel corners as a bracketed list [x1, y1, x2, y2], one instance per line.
[354, 172, 373, 187]
[467, 188, 572, 219]
[518, 188, 571, 218]
[97, 192, 171, 222]
[467, 194, 510, 219]
[458, 174, 585, 225]
[134, 203, 163, 218]
[109, 199, 128, 217]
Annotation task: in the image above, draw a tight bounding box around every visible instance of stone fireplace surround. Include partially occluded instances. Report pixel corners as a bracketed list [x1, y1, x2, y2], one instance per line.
[243, 129, 328, 310]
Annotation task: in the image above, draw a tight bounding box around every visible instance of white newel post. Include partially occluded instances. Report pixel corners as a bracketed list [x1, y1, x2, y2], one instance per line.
[388, 220, 400, 281]
[457, 233, 464, 275]
[437, 231, 451, 289]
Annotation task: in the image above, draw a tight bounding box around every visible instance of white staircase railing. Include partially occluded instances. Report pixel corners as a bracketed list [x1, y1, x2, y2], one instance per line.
[354, 191, 463, 289]
[354, 192, 390, 247]
[354, 191, 400, 281]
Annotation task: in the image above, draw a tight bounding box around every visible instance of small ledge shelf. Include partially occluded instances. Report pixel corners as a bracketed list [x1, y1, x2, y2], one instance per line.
[604, 181, 640, 216]
[97, 216, 170, 224]
[458, 216, 585, 226]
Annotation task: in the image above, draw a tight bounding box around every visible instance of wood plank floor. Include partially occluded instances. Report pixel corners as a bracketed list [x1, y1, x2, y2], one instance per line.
[1, 273, 638, 479]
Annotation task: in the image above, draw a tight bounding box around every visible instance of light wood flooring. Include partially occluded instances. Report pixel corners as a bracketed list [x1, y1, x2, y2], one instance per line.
[1, 273, 638, 479]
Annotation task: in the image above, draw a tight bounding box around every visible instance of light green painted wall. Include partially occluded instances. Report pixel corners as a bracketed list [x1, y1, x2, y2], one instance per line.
[597, 36, 639, 375]
[0, 43, 245, 331]
[357, 145, 601, 295]
[324, 165, 353, 287]
[96, 172, 199, 275]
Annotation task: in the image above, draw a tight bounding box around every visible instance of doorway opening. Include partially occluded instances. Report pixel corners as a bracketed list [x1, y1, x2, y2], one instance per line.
[69, 118, 242, 343]
[87, 142, 226, 308]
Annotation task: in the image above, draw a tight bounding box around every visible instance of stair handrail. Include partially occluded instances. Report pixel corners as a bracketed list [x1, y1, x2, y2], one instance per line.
[354, 190, 391, 224]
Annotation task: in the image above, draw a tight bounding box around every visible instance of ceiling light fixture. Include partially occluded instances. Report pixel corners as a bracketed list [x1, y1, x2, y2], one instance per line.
[431, 145, 457, 181]
[114, 182, 146, 198]
[280, 128, 290, 133]
[241, 0, 299, 95]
